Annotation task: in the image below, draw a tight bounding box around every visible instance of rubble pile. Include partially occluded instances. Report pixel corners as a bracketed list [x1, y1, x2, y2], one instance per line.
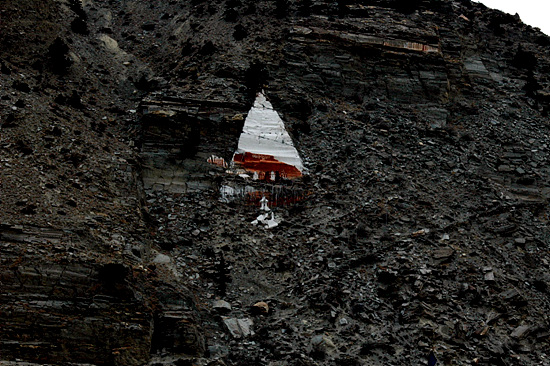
[1, 0, 550, 365]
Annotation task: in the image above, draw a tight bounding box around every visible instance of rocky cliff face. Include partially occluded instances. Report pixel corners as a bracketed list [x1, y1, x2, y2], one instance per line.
[1, 0, 550, 365]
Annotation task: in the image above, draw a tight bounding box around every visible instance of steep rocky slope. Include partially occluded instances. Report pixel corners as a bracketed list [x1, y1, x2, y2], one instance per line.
[1, 0, 550, 365]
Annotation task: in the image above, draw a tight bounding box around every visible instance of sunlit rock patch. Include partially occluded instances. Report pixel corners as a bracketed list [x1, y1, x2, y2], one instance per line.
[231, 92, 305, 180]
[217, 92, 308, 207]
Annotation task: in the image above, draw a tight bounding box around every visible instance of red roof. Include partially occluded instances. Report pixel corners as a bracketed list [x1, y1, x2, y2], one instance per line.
[233, 152, 302, 179]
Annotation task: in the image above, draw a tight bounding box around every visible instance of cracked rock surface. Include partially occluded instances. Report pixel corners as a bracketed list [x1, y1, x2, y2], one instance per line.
[1, 0, 550, 365]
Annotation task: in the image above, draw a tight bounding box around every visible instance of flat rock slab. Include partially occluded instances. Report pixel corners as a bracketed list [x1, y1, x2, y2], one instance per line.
[433, 247, 454, 260]
[223, 318, 254, 338]
[511, 325, 531, 339]
[213, 300, 232, 313]
[152, 253, 171, 264]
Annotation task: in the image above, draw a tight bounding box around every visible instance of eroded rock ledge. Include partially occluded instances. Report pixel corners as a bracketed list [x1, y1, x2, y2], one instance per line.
[1, 0, 550, 365]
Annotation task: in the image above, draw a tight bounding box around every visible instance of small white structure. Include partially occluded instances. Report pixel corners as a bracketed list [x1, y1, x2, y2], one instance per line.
[251, 211, 280, 229]
[260, 196, 270, 211]
[264, 212, 279, 229]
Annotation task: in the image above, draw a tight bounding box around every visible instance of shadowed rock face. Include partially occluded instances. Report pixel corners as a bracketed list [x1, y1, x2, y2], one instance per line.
[1, 0, 550, 365]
